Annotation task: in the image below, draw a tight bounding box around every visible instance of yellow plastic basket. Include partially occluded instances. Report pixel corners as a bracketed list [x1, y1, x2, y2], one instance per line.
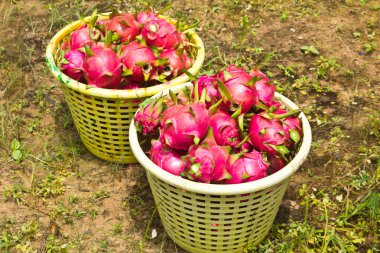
[129, 83, 312, 252]
[46, 14, 205, 164]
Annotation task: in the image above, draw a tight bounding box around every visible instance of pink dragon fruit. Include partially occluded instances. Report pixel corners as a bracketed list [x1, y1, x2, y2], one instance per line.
[222, 76, 257, 114]
[135, 96, 165, 135]
[83, 45, 122, 89]
[250, 69, 275, 108]
[267, 154, 286, 174]
[255, 82, 275, 108]
[217, 65, 252, 82]
[192, 75, 220, 107]
[225, 150, 269, 184]
[60, 49, 85, 81]
[141, 18, 183, 50]
[273, 109, 303, 146]
[210, 110, 241, 147]
[158, 49, 192, 79]
[105, 13, 141, 43]
[249, 69, 270, 84]
[70, 26, 93, 50]
[120, 41, 157, 82]
[269, 99, 282, 110]
[165, 89, 191, 108]
[248, 112, 287, 155]
[185, 130, 231, 183]
[149, 139, 186, 176]
[137, 11, 157, 25]
[96, 19, 111, 26]
[160, 102, 210, 150]
[239, 141, 253, 152]
[216, 65, 258, 113]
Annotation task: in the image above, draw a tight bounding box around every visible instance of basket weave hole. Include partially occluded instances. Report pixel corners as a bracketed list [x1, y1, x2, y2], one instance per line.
[196, 198, 206, 203]
[239, 204, 248, 209]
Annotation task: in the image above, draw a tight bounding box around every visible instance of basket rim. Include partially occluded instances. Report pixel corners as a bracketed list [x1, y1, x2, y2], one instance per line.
[45, 13, 205, 99]
[129, 83, 312, 195]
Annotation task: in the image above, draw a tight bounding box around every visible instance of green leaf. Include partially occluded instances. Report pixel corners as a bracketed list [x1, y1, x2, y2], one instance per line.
[290, 129, 301, 143]
[111, 33, 120, 42]
[169, 90, 177, 105]
[194, 136, 200, 145]
[216, 79, 232, 101]
[272, 145, 290, 155]
[84, 44, 94, 57]
[90, 9, 98, 27]
[182, 69, 196, 81]
[209, 99, 223, 115]
[223, 70, 232, 80]
[368, 191, 379, 220]
[308, 46, 320, 55]
[138, 96, 158, 110]
[188, 106, 196, 117]
[11, 139, 20, 150]
[300, 46, 309, 52]
[238, 114, 245, 131]
[231, 106, 242, 118]
[12, 150, 22, 161]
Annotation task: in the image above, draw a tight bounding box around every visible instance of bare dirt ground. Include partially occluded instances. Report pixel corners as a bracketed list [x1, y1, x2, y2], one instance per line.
[0, 0, 379, 252]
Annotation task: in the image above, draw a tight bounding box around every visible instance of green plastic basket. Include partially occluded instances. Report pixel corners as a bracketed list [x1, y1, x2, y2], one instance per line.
[45, 14, 205, 164]
[129, 83, 312, 252]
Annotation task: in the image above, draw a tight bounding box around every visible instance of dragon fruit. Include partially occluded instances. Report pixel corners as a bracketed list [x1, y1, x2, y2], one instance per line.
[137, 11, 157, 25]
[267, 154, 286, 174]
[239, 141, 253, 152]
[83, 45, 122, 89]
[225, 150, 269, 184]
[255, 82, 275, 108]
[249, 69, 270, 84]
[248, 112, 287, 155]
[142, 18, 183, 50]
[215, 65, 258, 113]
[217, 65, 252, 82]
[70, 26, 93, 50]
[192, 75, 220, 107]
[165, 89, 191, 107]
[135, 96, 165, 135]
[222, 76, 257, 114]
[210, 110, 241, 147]
[185, 130, 231, 183]
[250, 69, 275, 108]
[60, 49, 85, 81]
[120, 41, 157, 82]
[158, 49, 192, 79]
[105, 13, 141, 43]
[149, 139, 186, 176]
[160, 102, 210, 150]
[273, 109, 302, 146]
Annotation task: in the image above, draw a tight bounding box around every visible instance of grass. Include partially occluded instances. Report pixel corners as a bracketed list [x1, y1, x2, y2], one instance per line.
[0, 0, 379, 252]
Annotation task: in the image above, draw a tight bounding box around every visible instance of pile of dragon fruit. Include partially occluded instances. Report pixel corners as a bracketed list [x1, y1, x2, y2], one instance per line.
[58, 10, 194, 89]
[135, 65, 303, 184]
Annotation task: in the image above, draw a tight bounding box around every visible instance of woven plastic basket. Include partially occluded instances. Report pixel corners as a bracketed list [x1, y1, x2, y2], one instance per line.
[46, 14, 205, 164]
[129, 83, 312, 252]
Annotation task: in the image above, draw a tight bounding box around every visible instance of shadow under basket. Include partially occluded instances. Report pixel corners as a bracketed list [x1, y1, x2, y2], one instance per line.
[129, 84, 312, 252]
[45, 14, 205, 164]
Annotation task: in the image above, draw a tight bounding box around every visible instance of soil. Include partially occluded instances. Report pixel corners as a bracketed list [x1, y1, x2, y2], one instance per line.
[0, 0, 379, 252]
